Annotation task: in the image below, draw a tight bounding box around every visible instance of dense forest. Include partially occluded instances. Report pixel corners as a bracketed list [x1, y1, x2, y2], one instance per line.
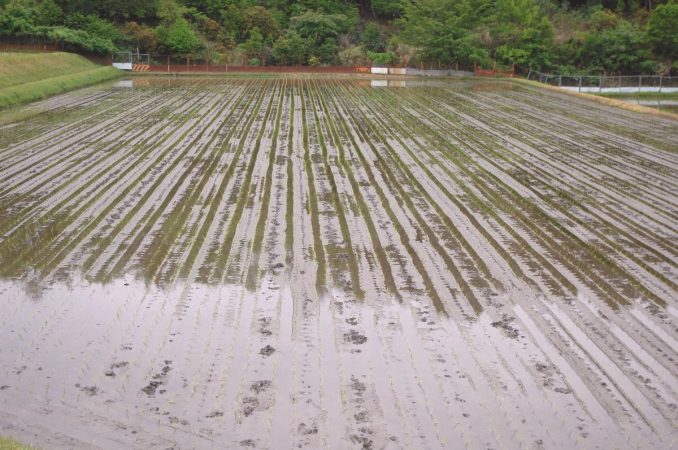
[1, 0, 677, 74]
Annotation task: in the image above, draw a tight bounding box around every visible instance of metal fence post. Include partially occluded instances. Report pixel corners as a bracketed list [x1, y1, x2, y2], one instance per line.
[599, 76, 602, 94]
[638, 75, 642, 92]
[659, 76, 662, 94]
[578, 76, 582, 93]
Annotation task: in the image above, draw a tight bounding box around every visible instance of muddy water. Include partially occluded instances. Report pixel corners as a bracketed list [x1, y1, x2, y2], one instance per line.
[0, 77, 676, 449]
[606, 95, 678, 114]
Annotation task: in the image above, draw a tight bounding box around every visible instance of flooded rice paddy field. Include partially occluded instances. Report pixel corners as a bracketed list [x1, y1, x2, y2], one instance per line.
[0, 77, 677, 449]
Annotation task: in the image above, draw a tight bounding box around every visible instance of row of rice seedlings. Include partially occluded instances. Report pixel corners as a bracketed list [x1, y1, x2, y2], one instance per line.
[284, 82, 296, 267]
[445, 101, 678, 294]
[507, 85, 678, 153]
[194, 81, 270, 283]
[413, 87, 672, 305]
[323, 81, 448, 315]
[330, 81, 483, 315]
[245, 80, 287, 290]
[0, 89, 124, 160]
[459, 89, 678, 262]
[306, 79, 364, 299]
[177, 82, 268, 283]
[460, 89, 678, 228]
[0, 89, 191, 236]
[41, 85, 235, 281]
[0, 84, 212, 278]
[210, 80, 279, 284]
[310, 79, 400, 300]
[299, 82, 327, 296]
[393, 86, 662, 308]
[360, 83, 574, 298]
[139, 82, 261, 285]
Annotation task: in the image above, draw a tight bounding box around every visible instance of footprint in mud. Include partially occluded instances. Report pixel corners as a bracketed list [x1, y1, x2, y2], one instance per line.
[491, 314, 521, 339]
[258, 317, 272, 336]
[168, 416, 190, 426]
[298, 422, 318, 435]
[105, 361, 129, 377]
[259, 345, 276, 356]
[141, 381, 163, 396]
[251, 380, 271, 394]
[345, 317, 358, 325]
[141, 360, 172, 396]
[242, 397, 259, 417]
[77, 385, 99, 396]
[344, 330, 367, 345]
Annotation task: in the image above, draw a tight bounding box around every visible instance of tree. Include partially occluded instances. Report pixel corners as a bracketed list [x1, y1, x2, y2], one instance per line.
[157, 17, 201, 54]
[240, 26, 268, 64]
[272, 30, 309, 65]
[646, 0, 678, 59]
[490, 0, 554, 69]
[398, 0, 492, 66]
[362, 22, 385, 52]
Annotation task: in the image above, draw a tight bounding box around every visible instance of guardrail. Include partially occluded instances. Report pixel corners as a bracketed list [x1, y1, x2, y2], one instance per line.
[527, 69, 678, 93]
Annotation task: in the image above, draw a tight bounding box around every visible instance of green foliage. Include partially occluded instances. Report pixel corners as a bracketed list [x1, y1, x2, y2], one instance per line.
[367, 50, 397, 66]
[556, 17, 656, 74]
[0, 53, 121, 108]
[240, 27, 269, 64]
[490, 0, 554, 68]
[398, 0, 492, 66]
[64, 13, 121, 42]
[361, 23, 385, 52]
[1, 0, 677, 71]
[646, 1, 678, 59]
[371, 0, 406, 17]
[272, 30, 309, 65]
[289, 10, 349, 44]
[156, 16, 201, 54]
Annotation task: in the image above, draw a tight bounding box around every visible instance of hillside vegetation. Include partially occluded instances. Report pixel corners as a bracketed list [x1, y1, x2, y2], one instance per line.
[0, 0, 677, 74]
[0, 52, 120, 107]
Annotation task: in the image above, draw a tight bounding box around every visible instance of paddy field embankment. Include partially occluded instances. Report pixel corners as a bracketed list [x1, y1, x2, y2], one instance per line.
[0, 52, 120, 109]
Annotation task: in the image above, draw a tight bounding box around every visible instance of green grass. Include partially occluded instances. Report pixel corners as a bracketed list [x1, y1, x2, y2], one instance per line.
[0, 52, 121, 109]
[0, 437, 34, 450]
[597, 91, 678, 99]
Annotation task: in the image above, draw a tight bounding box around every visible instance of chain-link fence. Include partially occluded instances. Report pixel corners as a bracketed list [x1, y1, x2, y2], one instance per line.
[527, 69, 678, 93]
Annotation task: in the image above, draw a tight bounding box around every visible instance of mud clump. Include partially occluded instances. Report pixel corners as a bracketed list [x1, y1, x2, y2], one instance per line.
[242, 396, 259, 417]
[251, 380, 271, 394]
[78, 385, 99, 396]
[344, 330, 367, 345]
[240, 439, 257, 448]
[206, 410, 223, 418]
[0, 385, 9, 390]
[141, 381, 163, 396]
[298, 422, 318, 435]
[491, 314, 520, 339]
[105, 361, 129, 377]
[259, 345, 276, 356]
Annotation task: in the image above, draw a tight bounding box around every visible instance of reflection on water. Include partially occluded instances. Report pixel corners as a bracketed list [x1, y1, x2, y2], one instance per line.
[611, 96, 678, 113]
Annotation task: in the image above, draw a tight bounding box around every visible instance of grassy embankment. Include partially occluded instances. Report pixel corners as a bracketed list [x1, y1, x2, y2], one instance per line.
[0, 52, 120, 109]
[513, 78, 678, 121]
[0, 437, 34, 450]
